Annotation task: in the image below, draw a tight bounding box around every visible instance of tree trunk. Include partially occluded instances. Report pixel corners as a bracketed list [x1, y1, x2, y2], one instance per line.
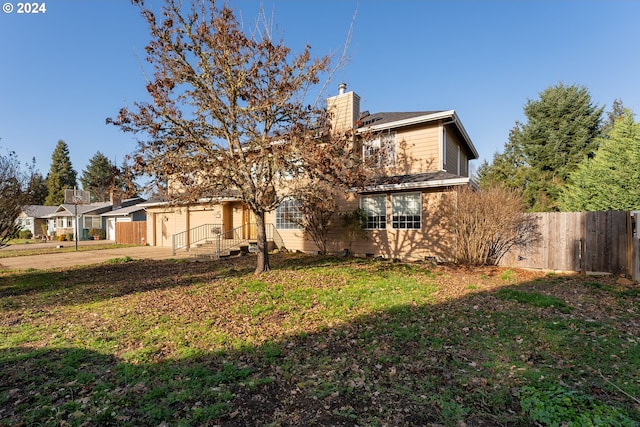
[253, 210, 271, 275]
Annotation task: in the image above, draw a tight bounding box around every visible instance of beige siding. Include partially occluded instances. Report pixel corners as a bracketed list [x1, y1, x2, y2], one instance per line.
[391, 124, 441, 175]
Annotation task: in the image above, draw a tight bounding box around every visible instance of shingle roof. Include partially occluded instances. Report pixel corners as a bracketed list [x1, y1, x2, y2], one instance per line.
[359, 171, 470, 194]
[357, 111, 443, 128]
[22, 205, 58, 218]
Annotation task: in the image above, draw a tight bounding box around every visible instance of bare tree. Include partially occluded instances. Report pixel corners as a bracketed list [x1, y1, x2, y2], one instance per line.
[290, 182, 336, 255]
[108, 1, 362, 274]
[0, 150, 30, 247]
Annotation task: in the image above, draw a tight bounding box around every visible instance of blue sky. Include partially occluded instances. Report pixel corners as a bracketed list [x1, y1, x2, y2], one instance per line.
[1, 1, 639, 179]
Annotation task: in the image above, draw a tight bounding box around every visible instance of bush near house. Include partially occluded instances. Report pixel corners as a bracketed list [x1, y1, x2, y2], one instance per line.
[17, 230, 32, 240]
[88, 228, 106, 240]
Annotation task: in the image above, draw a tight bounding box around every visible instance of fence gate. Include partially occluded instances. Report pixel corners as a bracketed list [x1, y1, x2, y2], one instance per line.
[115, 222, 147, 245]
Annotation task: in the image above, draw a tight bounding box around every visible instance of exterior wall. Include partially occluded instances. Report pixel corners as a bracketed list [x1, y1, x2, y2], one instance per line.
[320, 189, 457, 261]
[391, 124, 441, 175]
[443, 128, 469, 177]
[146, 206, 188, 247]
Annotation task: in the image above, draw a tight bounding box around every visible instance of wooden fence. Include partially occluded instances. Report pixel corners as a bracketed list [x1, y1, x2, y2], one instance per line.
[500, 211, 636, 279]
[115, 222, 147, 245]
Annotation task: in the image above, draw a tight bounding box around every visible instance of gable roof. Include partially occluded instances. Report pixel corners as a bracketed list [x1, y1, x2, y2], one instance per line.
[22, 205, 58, 218]
[357, 109, 479, 160]
[54, 203, 112, 217]
[101, 204, 146, 217]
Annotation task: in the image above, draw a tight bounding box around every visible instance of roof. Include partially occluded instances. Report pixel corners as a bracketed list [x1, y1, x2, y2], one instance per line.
[101, 205, 146, 217]
[22, 205, 58, 218]
[359, 171, 472, 194]
[358, 111, 443, 128]
[53, 203, 112, 217]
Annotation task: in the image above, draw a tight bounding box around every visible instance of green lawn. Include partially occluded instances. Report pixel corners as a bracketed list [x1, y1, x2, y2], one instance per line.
[1, 254, 639, 426]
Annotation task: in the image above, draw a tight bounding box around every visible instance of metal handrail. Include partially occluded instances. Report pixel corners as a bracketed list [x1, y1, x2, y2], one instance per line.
[172, 222, 283, 256]
[172, 223, 224, 255]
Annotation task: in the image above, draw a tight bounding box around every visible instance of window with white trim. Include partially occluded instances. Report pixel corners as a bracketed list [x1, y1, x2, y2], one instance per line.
[363, 131, 396, 167]
[391, 193, 422, 229]
[275, 198, 302, 230]
[361, 195, 387, 229]
[84, 215, 102, 229]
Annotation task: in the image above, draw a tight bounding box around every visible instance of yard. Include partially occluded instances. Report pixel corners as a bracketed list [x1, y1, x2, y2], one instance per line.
[1, 253, 639, 426]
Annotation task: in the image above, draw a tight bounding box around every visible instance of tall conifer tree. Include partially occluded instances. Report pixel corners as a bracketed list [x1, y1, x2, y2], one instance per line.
[45, 140, 77, 206]
[561, 109, 640, 211]
[81, 151, 115, 202]
[478, 83, 603, 211]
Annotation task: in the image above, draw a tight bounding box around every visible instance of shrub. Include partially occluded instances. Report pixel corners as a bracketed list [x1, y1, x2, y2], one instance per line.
[88, 228, 106, 240]
[66, 233, 74, 241]
[18, 230, 33, 240]
[445, 185, 539, 265]
[57, 234, 67, 241]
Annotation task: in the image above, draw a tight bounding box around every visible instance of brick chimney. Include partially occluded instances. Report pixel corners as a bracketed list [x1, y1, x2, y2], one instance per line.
[326, 83, 360, 133]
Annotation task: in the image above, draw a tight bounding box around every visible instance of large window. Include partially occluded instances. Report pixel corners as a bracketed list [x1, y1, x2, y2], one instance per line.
[84, 215, 102, 229]
[391, 193, 422, 229]
[363, 131, 396, 167]
[275, 198, 302, 230]
[361, 195, 387, 229]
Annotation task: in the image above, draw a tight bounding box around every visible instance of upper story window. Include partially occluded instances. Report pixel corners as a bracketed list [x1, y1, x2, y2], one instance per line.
[361, 195, 387, 229]
[275, 198, 302, 230]
[363, 131, 396, 168]
[391, 193, 422, 229]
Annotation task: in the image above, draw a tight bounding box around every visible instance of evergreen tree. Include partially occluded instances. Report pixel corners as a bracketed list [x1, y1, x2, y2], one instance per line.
[45, 140, 77, 206]
[478, 83, 603, 211]
[25, 171, 48, 205]
[561, 109, 640, 211]
[81, 151, 115, 202]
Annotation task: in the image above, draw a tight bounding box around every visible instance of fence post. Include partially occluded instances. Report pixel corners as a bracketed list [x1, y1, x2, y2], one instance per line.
[579, 238, 586, 275]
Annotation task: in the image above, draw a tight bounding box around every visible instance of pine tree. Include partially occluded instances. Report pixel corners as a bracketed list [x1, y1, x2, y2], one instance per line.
[25, 171, 48, 205]
[45, 140, 77, 206]
[478, 83, 603, 211]
[561, 109, 640, 211]
[80, 151, 115, 202]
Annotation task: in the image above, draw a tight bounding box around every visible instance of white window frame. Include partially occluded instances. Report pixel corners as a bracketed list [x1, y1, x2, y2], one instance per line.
[84, 215, 102, 229]
[360, 195, 387, 230]
[275, 198, 302, 230]
[391, 193, 422, 230]
[363, 131, 396, 167]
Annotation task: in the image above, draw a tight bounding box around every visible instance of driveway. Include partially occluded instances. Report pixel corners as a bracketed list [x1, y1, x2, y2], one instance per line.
[0, 241, 191, 271]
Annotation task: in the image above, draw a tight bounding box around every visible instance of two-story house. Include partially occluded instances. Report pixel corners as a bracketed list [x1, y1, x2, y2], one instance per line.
[142, 85, 479, 260]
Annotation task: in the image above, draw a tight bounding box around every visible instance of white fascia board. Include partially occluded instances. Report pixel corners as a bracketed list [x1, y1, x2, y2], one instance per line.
[358, 176, 470, 193]
[357, 110, 456, 133]
[358, 110, 479, 160]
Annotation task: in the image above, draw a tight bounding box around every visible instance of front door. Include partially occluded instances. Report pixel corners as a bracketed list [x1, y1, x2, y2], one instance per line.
[242, 205, 256, 239]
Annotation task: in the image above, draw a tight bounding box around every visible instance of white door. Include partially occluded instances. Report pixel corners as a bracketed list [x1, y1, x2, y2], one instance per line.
[107, 218, 116, 240]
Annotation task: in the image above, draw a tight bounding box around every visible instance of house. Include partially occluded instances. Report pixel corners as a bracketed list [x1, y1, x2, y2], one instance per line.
[142, 85, 479, 261]
[16, 205, 58, 238]
[101, 203, 147, 241]
[49, 202, 113, 239]
[19, 196, 147, 241]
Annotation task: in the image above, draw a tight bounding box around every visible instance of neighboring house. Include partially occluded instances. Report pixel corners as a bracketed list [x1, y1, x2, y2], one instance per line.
[16, 205, 58, 238]
[101, 202, 147, 241]
[44, 196, 147, 240]
[143, 84, 480, 261]
[49, 202, 113, 239]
